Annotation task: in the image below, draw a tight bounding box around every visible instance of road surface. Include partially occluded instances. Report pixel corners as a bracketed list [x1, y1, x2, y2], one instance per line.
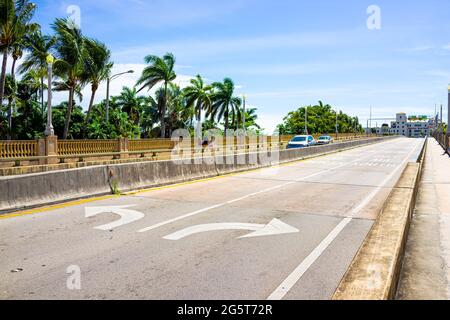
[0, 137, 423, 300]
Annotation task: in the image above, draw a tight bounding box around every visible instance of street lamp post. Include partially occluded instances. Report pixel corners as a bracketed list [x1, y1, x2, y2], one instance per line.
[335, 110, 339, 139]
[44, 54, 54, 136]
[105, 70, 134, 123]
[242, 94, 246, 135]
[304, 106, 308, 135]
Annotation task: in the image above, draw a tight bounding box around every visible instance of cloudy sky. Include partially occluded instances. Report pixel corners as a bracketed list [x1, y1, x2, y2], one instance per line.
[22, 0, 450, 133]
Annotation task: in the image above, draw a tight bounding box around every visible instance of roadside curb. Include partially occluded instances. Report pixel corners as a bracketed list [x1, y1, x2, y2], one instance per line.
[332, 138, 427, 300]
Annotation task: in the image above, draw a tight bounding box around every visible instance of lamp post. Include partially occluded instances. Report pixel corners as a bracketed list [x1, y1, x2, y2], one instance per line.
[105, 70, 134, 123]
[44, 54, 54, 136]
[304, 106, 308, 135]
[242, 94, 246, 135]
[335, 110, 339, 139]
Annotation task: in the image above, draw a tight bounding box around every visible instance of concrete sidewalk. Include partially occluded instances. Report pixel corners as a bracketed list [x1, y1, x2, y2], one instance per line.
[397, 138, 450, 300]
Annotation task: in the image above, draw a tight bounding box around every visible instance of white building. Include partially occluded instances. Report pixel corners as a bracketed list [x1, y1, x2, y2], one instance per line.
[389, 113, 433, 138]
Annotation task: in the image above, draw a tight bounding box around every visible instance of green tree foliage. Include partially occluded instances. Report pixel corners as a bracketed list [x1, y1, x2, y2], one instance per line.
[136, 53, 176, 138]
[277, 101, 363, 135]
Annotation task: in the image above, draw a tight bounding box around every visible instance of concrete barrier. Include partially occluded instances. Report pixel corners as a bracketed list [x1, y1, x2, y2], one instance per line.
[332, 139, 427, 300]
[0, 137, 396, 214]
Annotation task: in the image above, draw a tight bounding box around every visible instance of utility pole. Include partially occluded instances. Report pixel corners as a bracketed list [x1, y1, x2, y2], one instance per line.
[335, 110, 339, 139]
[242, 94, 246, 135]
[369, 106, 373, 131]
[304, 107, 308, 135]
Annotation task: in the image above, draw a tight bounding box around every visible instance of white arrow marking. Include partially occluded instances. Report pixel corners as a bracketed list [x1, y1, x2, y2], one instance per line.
[163, 219, 299, 241]
[85, 205, 144, 231]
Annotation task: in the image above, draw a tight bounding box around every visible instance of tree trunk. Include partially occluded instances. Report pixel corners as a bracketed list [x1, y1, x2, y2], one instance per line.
[0, 49, 8, 109]
[63, 88, 74, 139]
[224, 110, 229, 137]
[160, 82, 167, 138]
[85, 85, 97, 124]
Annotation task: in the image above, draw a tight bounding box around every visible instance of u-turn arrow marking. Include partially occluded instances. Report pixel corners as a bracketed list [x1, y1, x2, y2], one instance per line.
[85, 205, 144, 230]
[163, 219, 299, 241]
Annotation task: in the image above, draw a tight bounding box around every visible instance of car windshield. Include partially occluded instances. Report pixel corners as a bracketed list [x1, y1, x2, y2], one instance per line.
[291, 137, 307, 142]
[319, 136, 329, 140]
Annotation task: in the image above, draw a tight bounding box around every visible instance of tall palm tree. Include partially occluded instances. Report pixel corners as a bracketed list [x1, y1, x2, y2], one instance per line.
[21, 68, 43, 103]
[136, 53, 176, 138]
[52, 17, 87, 139]
[183, 74, 212, 137]
[115, 86, 146, 127]
[210, 78, 242, 136]
[0, 0, 37, 109]
[82, 38, 112, 124]
[164, 82, 190, 136]
[18, 30, 56, 112]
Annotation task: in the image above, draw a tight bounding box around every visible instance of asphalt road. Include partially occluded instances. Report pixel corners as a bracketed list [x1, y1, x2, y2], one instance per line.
[0, 137, 423, 300]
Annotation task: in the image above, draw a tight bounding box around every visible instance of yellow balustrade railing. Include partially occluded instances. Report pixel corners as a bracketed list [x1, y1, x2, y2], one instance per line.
[0, 134, 375, 160]
[58, 140, 117, 155]
[129, 139, 175, 152]
[0, 140, 38, 158]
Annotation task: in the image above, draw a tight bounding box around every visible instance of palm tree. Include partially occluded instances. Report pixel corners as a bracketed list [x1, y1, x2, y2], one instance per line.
[18, 30, 56, 112]
[183, 74, 212, 137]
[115, 86, 146, 127]
[0, 0, 37, 109]
[164, 83, 190, 136]
[52, 17, 87, 139]
[242, 107, 261, 130]
[210, 78, 242, 136]
[136, 53, 176, 138]
[21, 69, 43, 103]
[82, 38, 112, 124]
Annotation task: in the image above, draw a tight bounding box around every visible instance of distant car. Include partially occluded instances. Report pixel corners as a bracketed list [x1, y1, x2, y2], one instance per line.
[287, 135, 316, 149]
[317, 135, 334, 145]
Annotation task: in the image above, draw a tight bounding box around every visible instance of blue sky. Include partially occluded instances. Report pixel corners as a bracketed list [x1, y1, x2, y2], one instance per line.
[29, 0, 450, 133]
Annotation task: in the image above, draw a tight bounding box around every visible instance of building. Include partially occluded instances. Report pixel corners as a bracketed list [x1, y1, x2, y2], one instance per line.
[389, 113, 433, 138]
[389, 113, 408, 136]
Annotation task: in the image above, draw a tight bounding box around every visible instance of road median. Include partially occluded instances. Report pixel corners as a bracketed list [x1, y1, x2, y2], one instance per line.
[332, 139, 427, 300]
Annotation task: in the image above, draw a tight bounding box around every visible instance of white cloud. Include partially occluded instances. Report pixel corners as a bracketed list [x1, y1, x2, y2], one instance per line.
[443, 44, 450, 50]
[112, 29, 360, 63]
[51, 63, 195, 110]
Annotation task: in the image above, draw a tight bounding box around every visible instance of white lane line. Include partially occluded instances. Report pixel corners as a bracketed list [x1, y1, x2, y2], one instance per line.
[266, 139, 423, 300]
[137, 141, 395, 234]
[267, 217, 353, 300]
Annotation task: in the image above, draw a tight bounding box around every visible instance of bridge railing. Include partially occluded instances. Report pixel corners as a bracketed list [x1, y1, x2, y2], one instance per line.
[432, 131, 449, 153]
[0, 133, 377, 172]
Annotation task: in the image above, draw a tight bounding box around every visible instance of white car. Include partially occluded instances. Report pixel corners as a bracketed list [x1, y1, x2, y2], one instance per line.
[317, 135, 334, 145]
[287, 135, 316, 149]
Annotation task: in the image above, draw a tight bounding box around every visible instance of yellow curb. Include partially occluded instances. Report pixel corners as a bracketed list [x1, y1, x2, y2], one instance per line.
[0, 195, 119, 220]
